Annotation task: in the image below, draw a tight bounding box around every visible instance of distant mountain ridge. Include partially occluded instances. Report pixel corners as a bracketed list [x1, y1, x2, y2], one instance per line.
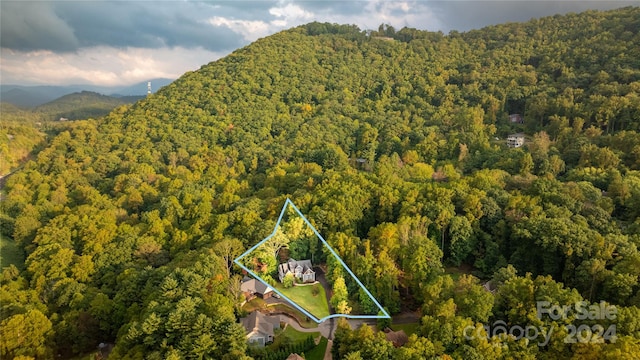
[1, 91, 145, 123]
[34, 91, 143, 121]
[0, 78, 174, 108]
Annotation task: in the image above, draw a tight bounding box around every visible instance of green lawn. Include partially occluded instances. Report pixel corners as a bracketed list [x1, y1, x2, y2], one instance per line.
[391, 322, 419, 336]
[269, 326, 320, 350]
[269, 303, 318, 329]
[273, 283, 330, 320]
[0, 236, 24, 270]
[305, 337, 328, 360]
[283, 326, 320, 342]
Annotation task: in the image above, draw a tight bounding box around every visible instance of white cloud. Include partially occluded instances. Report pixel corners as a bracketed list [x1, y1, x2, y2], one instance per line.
[349, 1, 441, 31]
[208, 17, 271, 42]
[0, 46, 223, 86]
[208, 2, 316, 42]
[269, 3, 315, 22]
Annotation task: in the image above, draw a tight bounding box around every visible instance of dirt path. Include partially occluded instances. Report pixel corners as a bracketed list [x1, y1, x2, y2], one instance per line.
[392, 310, 421, 324]
[324, 339, 333, 360]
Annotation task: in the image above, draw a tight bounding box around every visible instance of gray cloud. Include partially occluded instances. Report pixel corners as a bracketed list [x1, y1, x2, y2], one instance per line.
[2, 0, 636, 53]
[1, 1, 250, 52]
[426, 1, 639, 33]
[1, 2, 79, 51]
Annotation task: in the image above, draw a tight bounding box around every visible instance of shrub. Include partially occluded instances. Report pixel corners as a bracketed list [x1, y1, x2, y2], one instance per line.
[283, 272, 295, 288]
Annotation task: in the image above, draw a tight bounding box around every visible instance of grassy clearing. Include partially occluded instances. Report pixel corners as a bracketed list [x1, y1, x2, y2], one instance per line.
[274, 282, 330, 319]
[305, 336, 328, 360]
[444, 264, 474, 281]
[242, 297, 267, 313]
[0, 236, 24, 270]
[282, 325, 320, 342]
[391, 322, 419, 336]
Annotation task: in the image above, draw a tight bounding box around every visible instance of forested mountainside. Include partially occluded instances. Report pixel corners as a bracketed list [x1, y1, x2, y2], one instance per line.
[1, 7, 640, 359]
[0, 103, 46, 176]
[33, 91, 141, 121]
[1, 92, 141, 176]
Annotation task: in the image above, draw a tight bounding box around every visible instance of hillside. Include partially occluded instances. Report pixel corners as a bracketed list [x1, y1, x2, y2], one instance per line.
[34, 91, 142, 121]
[0, 91, 141, 176]
[1, 7, 640, 359]
[0, 103, 46, 176]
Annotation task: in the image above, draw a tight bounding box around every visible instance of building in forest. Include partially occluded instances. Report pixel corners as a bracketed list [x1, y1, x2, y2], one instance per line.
[509, 114, 523, 123]
[240, 311, 280, 347]
[241, 278, 273, 300]
[384, 328, 409, 347]
[507, 133, 525, 148]
[278, 258, 315, 283]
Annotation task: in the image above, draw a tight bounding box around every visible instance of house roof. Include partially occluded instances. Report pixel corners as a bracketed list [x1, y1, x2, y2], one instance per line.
[297, 260, 313, 271]
[286, 354, 305, 360]
[254, 280, 272, 295]
[384, 329, 408, 347]
[241, 311, 279, 338]
[279, 259, 314, 275]
[240, 279, 272, 295]
[278, 263, 291, 275]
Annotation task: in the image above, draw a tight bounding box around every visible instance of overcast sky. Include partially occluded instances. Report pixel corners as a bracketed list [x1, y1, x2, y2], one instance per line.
[1, 1, 637, 86]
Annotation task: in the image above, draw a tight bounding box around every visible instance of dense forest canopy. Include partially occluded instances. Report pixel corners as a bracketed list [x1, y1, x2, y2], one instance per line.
[1, 7, 640, 359]
[0, 103, 46, 176]
[1, 92, 142, 177]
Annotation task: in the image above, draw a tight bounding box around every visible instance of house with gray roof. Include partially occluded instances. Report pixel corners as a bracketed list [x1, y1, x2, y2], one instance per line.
[241, 311, 280, 347]
[278, 258, 315, 283]
[241, 278, 273, 299]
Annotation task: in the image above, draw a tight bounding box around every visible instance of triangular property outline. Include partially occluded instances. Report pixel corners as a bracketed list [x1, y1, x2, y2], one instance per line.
[234, 198, 390, 323]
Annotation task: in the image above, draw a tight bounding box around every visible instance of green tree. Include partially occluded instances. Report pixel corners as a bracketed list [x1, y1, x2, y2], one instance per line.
[331, 276, 348, 309]
[283, 272, 295, 288]
[448, 216, 473, 266]
[0, 309, 52, 359]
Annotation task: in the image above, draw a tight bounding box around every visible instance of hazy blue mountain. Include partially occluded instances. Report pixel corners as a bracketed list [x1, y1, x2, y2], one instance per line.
[0, 78, 174, 108]
[0, 87, 62, 108]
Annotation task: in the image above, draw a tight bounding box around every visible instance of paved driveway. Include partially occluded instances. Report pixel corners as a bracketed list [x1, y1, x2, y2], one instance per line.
[313, 266, 334, 314]
[266, 313, 333, 338]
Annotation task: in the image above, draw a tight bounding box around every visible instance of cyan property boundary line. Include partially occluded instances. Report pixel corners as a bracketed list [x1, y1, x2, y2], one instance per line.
[234, 198, 391, 323]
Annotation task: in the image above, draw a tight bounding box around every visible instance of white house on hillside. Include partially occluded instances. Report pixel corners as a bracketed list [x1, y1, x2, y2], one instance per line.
[278, 258, 315, 283]
[507, 133, 525, 148]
